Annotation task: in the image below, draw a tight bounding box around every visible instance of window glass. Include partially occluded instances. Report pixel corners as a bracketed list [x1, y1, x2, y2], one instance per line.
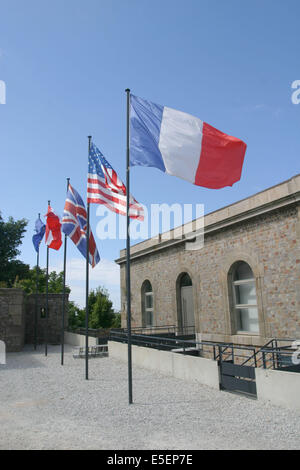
[234, 262, 253, 281]
[146, 311, 153, 327]
[232, 262, 259, 333]
[236, 308, 259, 333]
[145, 293, 153, 309]
[144, 281, 152, 293]
[180, 273, 192, 287]
[142, 280, 154, 327]
[234, 282, 257, 305]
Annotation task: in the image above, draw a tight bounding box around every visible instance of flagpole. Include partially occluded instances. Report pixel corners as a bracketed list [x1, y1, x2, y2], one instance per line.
[85, 136, 92, 380]
[45, 200, 50, 357]
[61, 178, 70, 366]
[125, 88, 133, 405]
[34, 213, 40, 351]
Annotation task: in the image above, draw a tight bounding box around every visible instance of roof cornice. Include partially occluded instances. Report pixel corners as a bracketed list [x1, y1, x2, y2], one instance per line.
[116, 175, 300, 265]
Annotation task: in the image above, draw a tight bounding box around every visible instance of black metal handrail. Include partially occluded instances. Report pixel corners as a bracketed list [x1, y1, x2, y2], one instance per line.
[241, 338, 275, 367]
[260, 346, 297, 370]
[214, 344, 233, 361]
[109, 330, 299, 371]
[120, 324, 196, 337]
[109, 330, 263, 361]
[110, 330, 196, 351]
[241, 338, 298, 369]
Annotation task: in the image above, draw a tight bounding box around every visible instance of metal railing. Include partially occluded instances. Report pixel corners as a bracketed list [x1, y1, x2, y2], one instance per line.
[109, 330, 300, 372]
[118, 324, 196, 337]
[241, 339, 276, 367]
[213, 343, 258, 366]
[109, 330, 259, 362]
[72, 344, 108, 359]
[261, 338, 299, 370]
[240, 338, 299, 370]
[110, 329, 196, 352]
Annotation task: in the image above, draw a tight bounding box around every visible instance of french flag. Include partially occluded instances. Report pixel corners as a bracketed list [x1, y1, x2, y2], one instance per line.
[130, 95, 247, 189]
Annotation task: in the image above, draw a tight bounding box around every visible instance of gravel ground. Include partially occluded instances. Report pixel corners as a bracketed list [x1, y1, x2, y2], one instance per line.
[0, 344, 299, 450]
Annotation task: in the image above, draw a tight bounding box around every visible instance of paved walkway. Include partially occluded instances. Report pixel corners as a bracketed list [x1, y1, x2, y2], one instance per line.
[0, 345, 299, 450]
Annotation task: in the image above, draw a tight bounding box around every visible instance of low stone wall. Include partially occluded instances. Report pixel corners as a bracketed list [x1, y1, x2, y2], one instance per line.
[256, 368, 300, 411]
[109, 341, 300, 411]
[64, 331, 98, 347]
[108, 341, 219, 389]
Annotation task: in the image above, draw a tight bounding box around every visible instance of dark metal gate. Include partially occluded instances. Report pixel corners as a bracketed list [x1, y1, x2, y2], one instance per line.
[219, 361, 257, 397]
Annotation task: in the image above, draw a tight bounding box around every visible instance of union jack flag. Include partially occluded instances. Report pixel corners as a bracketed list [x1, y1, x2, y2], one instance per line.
[87, 142, 144, 220]
[62, 184, 100, 268]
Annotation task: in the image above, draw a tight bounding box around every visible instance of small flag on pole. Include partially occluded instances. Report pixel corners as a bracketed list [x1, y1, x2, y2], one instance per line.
[45, 205, 62, 250]
[130, 94, 247, 189]
[32, 216, 46, 252]
[62, 184, 100, 268]
[87, 142, 144, 220]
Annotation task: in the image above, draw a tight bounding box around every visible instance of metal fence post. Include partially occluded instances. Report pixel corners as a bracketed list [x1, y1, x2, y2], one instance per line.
[219, 346, 222, 364]
[262, 351, 266, 369]
[270, 339, 275, 369]
[253, 348, 257, 368]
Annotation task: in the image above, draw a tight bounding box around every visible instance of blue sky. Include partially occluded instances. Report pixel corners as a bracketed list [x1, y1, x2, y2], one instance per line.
[0, 0, 299, 309]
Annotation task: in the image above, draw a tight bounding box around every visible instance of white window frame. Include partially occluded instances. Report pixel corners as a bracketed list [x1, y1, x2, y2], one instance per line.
[145, 291, 154, 327]
[232, 275, 259, 334]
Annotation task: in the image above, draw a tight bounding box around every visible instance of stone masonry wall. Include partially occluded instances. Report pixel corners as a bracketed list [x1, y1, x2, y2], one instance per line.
[0, 290, 69, 351]
[120, 204, 300, 348]
[0, 289, 25, 352]
[25, 293, 69, 345]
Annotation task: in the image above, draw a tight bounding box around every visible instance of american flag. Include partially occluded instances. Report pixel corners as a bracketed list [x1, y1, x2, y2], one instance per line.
[87, 143, 144, 220]
[62, 184, 100, 268]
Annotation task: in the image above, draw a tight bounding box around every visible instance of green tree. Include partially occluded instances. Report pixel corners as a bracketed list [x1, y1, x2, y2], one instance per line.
[68, 301, 85, 330]
[16, 267, 70, 294]
[66, 286, 118, 331]
[0, 213, 29, 286]
[87, 288, 98, 318]
[89, 287, 115, 329]
[111, 312, 121, 328]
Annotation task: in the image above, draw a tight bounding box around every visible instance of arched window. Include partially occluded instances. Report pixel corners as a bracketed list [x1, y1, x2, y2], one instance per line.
[180, 273, 192, 287]
[141, 280, 154, 327]
[231, 261, 259, 333]
[177, 272, 195, 333]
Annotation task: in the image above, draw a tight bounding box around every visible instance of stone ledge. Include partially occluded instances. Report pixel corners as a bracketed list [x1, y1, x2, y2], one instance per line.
[116, 174, 300, 264]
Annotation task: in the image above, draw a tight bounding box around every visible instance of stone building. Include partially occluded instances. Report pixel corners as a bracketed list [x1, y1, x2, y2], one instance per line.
[0, 289, 68, 352]
[116, 174, 300, 348]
